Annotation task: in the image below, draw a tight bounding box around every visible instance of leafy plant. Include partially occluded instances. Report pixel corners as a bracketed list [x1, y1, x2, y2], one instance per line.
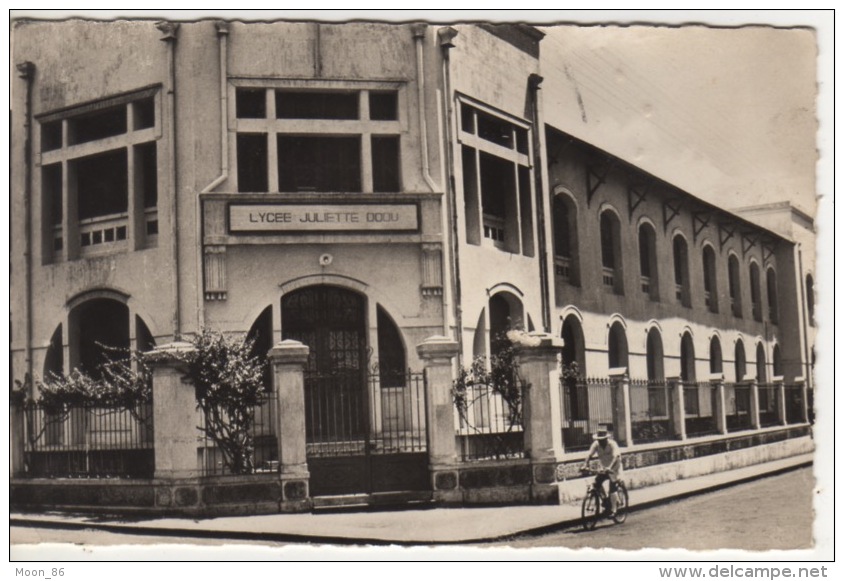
[174, 329, 268, 475]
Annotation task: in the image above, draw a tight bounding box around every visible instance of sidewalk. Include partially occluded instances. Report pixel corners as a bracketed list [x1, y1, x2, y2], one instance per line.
[10, 453, 812, 545]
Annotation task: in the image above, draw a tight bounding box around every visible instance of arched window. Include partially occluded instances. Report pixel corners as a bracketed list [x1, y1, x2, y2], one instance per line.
[68, 298, 130, 378]
[772, 344, 783, 377]
[489, 291, 524, 357]
[376, 306, 406, 387]
[734, 340, 747, 382]
[680, 332, 696, 382]
[702, 245, 718, 313]
[607, 322, 629, 369]
[766, 267, 779, 324]
[709, 336, 723, 375]
[552, 193, 579, 285]
[561, 315, 587, 421]
[638, 223, 659, 301]
[600, 209, 624, 295]
[756, 343, 767, 383]
[728, 254, 742, 317]
[646, 327, 664, 381]
[806, 274, 815, 324]
[673, 235, 691, 307]
[750, 262, 762, 322]
[247, 306, 274, 391]
[43, 324, 64, 378]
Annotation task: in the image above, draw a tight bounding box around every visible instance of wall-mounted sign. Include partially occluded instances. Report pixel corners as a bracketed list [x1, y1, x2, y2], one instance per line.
[228, 203, 419, 233]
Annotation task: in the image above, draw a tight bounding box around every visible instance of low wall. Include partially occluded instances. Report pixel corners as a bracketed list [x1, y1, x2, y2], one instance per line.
[10, 473, 294, 517]
[11, 425, 812, 514]
[434, 425, 812, 506]
[555, 426, 813, 503]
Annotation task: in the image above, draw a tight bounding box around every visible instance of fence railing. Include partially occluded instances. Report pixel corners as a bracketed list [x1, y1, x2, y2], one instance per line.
[456, 380, 525, 461]
[784, 384, 806, 424]
[727, 383, 753, 432]
[198, 392, 279, 476]
[21, 400, 154, 479]
[629, 379, 673, 444]
[757, 383, 781, 427]
[683, 382, 719, 437]
[560, 377, 614, 451]
[369, 371, 427, 455]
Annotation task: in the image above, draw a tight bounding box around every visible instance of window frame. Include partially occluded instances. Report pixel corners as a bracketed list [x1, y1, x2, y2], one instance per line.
[35, 87, 163, 262]
[456, 94, 535, 256]
[229, 79, 407, 194]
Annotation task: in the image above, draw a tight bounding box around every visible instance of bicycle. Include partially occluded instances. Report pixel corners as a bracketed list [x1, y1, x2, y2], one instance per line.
[579, 467, 629, 530]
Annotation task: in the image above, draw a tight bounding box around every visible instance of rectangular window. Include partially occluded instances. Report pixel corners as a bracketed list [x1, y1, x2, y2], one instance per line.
[38, 89, 160, 260]
[369, 91, 398, 121]
[234, 86, 402, 194]
[275, 91, 358, 120]
[75, 149, 128, 220]
[277, 135, 361, 192]
[237, 133, 269, 192]
[236, 88, 267, 119]
[459, 100, 533, 256]
[371, 135, 400, 192]
[68, 105, 127, 145]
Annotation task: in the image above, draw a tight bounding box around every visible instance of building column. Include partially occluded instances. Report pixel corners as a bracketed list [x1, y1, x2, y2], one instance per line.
[148, 341, 199, 480]
[268, 340, 312, 512]
[711, 374, 728, 435]
[772, 376, 787, 426]
[417, 336, 460, 503]
[609, 368, 632, 447]
[515, 332, 564, 503]
[748, 378, 761, 429]
[667, 376, 687, 440]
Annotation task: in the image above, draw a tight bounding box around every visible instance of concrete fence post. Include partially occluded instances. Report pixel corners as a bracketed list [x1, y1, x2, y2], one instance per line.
[148, 341, 200, 480]
[268, 340, 311, 511]
[710, 374, 728, 435]
[772, 376, 787, 425]
[515, 332, 565, 503]
[10, 403, 26, 478]
[667, 376, 687, 440]
[748, 378, 761, 429]
[417, 336, 460, 503]
[608, 368, 632, 447]
[794, 376, 809, 423]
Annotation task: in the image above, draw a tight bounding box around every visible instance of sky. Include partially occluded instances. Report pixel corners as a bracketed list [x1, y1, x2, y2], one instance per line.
[539, 24, 819, 216]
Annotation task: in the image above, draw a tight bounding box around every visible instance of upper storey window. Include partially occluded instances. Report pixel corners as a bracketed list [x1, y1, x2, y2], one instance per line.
[38, 88, 160, 263]
[233, 85, 402, 194]
[459, 98, 534, 257]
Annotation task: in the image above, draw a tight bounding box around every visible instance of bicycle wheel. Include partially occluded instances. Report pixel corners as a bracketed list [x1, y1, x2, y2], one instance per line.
[612, 482, 629, 524]
[581, 490, 600, 530]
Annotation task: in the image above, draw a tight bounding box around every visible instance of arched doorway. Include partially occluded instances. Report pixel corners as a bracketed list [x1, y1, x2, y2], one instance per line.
[281, 285, 427, 496]
[561, 315, 587, 424]
[282, 285, 368, 439]
[69, 298, 130, 378]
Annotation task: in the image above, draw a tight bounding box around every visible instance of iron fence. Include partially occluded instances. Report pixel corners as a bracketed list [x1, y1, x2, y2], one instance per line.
[784, 384, 807, 424]
[726, 383, 753, 432]
[561, 377, 614, 452]
[21, 401, 154, 478]
[629, 379, 672, 444]
[456, 380, 525, 461]
[368, 371, 427, 455]
[198, 391, 279, 476]
[684, 382, 719, 437]
[757, 383, 781, 427]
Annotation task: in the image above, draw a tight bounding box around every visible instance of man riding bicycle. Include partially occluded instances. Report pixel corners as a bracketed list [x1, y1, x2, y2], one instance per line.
[582, 428, 623, 517]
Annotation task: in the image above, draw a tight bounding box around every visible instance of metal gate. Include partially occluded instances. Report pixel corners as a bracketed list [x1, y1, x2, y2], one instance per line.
[282, 285, 429, 497]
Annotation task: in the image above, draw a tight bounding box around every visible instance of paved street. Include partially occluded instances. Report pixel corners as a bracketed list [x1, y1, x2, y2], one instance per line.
[483, 466, 815, 551]
[11, 467, 815, 556]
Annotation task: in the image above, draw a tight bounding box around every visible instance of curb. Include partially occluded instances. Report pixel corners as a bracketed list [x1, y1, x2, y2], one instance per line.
[10, 460, 813, 546]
